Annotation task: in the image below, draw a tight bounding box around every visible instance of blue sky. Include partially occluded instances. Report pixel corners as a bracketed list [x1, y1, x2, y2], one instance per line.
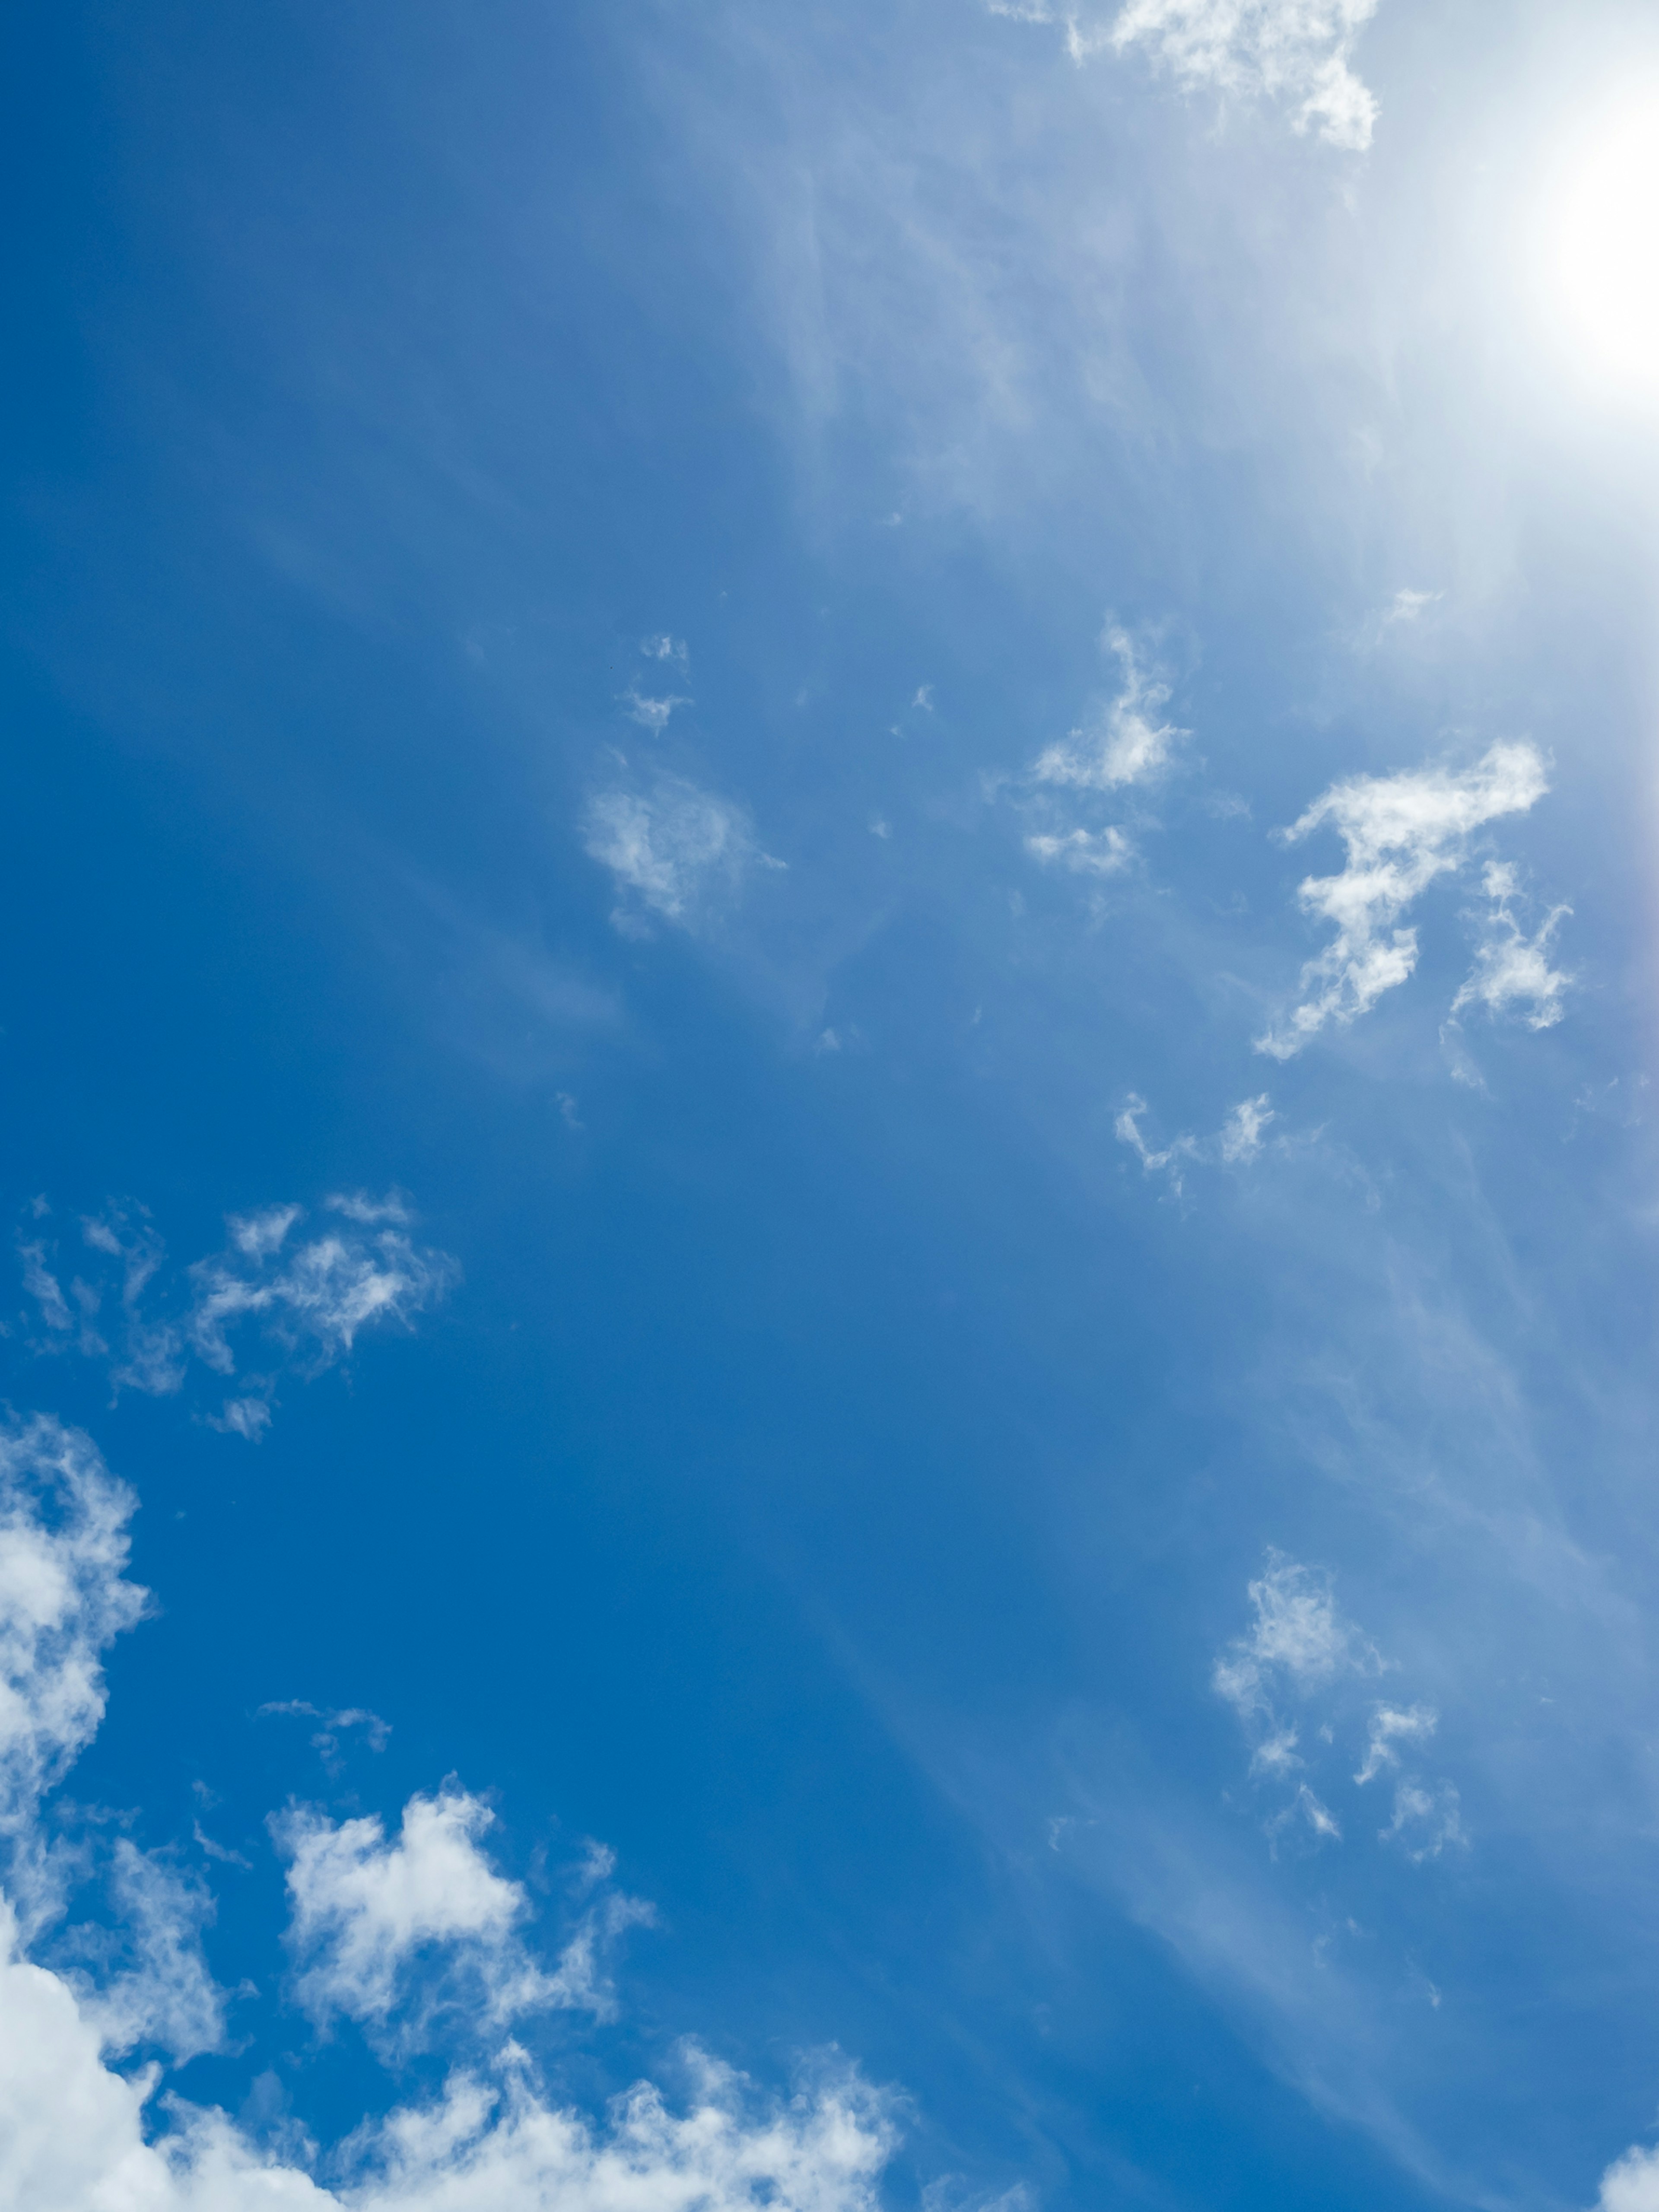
[5, 2, 1659, 2206]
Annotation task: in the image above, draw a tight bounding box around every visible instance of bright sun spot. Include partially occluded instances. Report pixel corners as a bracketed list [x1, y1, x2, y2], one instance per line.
[1545, 97, 1659, 395]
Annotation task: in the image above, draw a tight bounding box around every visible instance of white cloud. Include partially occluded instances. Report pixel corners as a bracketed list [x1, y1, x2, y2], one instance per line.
[1213, 1551, 1381, 1778]
[1274, 1783, 1341, 1844]
[640, 634, 689, 667]
[1598, 2142, 1659, 2212]
[1025, 826, 1131, 876]
[1353, 1703, 1436, 1786]
[74, 1842, 226, 2065]
[1033, 628, 1183, 793]
[1450, 862, 1573, 1031]
[994, 0, 1377, 148]
[0, 1418, 147, 1847]
[0, 1425, 902, 2212]
[1383, 587, 1438, 625]
[1114, 1094, 1195, 1187]
[228, 1204, 303, 1259]
[1219, 1093, 1274, 1162]
[624, 689, 688, 735]
[15, 1199, 458, 1433]
[584, 778, 782, 934]
[1215, 1552, 1379, 1707]
[17, 1241, 77, 1339]
[188, 1208, 458, 1381]
[1100, 0, 1376, 150]
[274, 1787, 652, 2048]
[1255, 743, 1551, 1059]
[0, 1920, 898, 2212]
[259, 1700, 391, 1774]
[1116, 1090, 1277, 1189]
[210, 1396, 273, 1442]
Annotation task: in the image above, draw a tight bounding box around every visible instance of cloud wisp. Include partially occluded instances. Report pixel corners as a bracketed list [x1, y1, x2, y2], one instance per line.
[0, 1413, 903, 2212]
[1255, 744, 1556, 1059]
[1115, 1090, 1277, 1195]
[13, 1195, 459, 1440]
[991, 0, 1379, 152]
[1212, 1554, 1465, 1862]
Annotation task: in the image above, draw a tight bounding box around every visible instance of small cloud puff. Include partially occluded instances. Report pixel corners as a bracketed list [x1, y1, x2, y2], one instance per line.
[1256, 742, 1555, 1058]
[584, 777, 783, 936]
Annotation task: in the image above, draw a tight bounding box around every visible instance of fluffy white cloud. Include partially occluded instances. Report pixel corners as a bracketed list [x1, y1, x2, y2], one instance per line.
[1255, 743, 1551, 1059]
[0, 1916, 896, 2212]
[0, 1421, 903, 2212]
[584, 777, 782, 935]
[1599, 2143, 1659, 2212]
[995, 0, 1377, 149]
[0, 1417, 147, 1845]
[1451, 862, 1573, 1031]
[275, 1787, 652, 2048]
[1032, 629, 1182, 794]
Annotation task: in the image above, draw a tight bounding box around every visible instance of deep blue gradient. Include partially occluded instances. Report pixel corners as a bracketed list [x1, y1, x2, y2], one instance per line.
[7, 4, 1659, 2208]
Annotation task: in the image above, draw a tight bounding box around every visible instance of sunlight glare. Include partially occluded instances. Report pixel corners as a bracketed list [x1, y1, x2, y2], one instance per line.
[1545, 97, 1659, 395]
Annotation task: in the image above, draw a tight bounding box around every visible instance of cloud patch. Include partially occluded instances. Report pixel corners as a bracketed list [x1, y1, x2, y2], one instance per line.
[0, 1417, 903, 2212]
[1450, 862, 1573, 1031]
[584, 777, 783, 936]
[1116, 1090, 1277, 1193]
[14, 1197, 458, 1438]
[1032, 628, 1183, 795]
[993, 0, 1379, 151]
[1255, 743, 1554, 1058]
[274, 1786, 650, 2050]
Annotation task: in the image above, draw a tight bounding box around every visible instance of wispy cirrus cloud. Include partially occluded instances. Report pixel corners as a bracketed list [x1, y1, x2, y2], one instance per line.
[1213, 1555, 1465, 1864]
[13, 1195, 458, 1440]
[1115, 1089, 1277, 1195]
[1255, 743, 1555, 1059]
